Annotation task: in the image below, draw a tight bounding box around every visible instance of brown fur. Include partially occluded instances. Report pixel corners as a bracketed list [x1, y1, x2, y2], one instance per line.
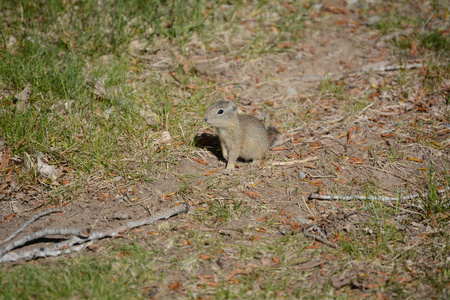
[204, 99, 277, 173]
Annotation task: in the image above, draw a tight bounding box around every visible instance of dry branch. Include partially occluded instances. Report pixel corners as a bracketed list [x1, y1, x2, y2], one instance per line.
[271, 156, 319, 166]
[0, 207, 63, 245]
[0, 228, 83, 257]
[0, 203, 190, 263]
[362, 62, 423, 72]
[309, 187, 449, 202]
[303, 230, 337, 249]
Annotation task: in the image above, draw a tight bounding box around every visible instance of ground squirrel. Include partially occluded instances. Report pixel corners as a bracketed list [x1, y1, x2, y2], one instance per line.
[204, 99, 278, 173]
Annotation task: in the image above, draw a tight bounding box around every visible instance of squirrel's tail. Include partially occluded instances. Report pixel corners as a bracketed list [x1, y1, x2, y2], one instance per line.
[267, 126, 283, 149]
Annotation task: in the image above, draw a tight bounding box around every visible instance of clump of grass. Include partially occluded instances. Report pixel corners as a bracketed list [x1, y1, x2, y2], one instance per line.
[419, 30, 449, 52]
[0, 241, 164, 299]
[419, 164, 450, 218]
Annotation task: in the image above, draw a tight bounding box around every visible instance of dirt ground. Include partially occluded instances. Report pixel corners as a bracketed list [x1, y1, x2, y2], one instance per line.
[1, 0, 449, 298]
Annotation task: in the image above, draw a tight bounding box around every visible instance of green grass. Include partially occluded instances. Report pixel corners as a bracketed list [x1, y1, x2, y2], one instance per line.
[0, 242, 163, 299]
[0, 0, 310, 200]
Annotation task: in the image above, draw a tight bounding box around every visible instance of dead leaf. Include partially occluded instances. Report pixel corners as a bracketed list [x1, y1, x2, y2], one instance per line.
[5, 213, 16, 220]
[15, 83, 32, 112]
[243, 191, 259, 199]
[195, 158, 208, 165]
[228, 278, 240, 284]
[347, 127, 352, 144]
[86, 243, 102, 253]
[381, 133, 395, 138]
[163, 191, 176, 200]
[408, 157, 422, 163]
[331, 162, 341, 171]
[289, 222, 302, 230]
[349, 157, 363, 164]
[197, 275, 213, 281]
[1, 146, 10, 171]
[306, 242, 321, 249]
[308, 180, 323, 186]
[255, 228, 269, 234]
[309, 142, 322, 147]
[271, 146, 286, 151]
[277, 42, 294, 49]
[182, 239, 193, 246]
[160, 131, 172, 145]
[25, 151, 62, 181]
[334, 179, 347, 183]
[324, 5, 351, 15]
[168, 282, 182, 291]
[228, 268, 252, 279]
[272, 256, 281, 264]
[294, 260, 329, 270]
[203, 169, 218, 176]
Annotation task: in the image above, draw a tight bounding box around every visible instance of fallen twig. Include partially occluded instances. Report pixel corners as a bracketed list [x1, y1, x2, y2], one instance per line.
[294, 259, 329, 270]
[0, 207, 63, 245]
[0, 228, 84, 257]
[362, 62, 423, 72]
[271, 156, 319, 166]
[0, 203, 190, 263]
[303, 230, 337, 249]
[309, 187, 450, 202]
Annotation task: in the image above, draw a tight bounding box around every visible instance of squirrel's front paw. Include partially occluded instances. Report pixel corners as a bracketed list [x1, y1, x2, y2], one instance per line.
[223, 168, 233, 175]
[223, 164, 235, 174]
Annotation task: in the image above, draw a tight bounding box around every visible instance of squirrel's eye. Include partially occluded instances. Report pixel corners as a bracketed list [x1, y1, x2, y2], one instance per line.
[217, 109, 224, 114]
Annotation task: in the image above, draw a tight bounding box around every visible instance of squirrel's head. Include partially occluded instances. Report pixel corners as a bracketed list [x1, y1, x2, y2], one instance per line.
[204, 99, 238, 127]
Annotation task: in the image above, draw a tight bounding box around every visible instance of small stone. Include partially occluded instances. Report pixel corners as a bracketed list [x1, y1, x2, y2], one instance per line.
[367, 15, 381, 25]
[12, 204, 21, 214]
[112, 213, 130, 220]
[297, 171, 306, 179]
[113, 176, 123, 182]
[286, 86, 298, 97]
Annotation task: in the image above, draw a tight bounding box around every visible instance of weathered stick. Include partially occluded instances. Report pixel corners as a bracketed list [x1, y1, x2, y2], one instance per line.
[362, 62, 423, 72]
[271, 156, 319, 166]
[0, 207, 64, 245]
[0, 228, 84, 257]
[303, 230, 337, 249]
[0, 203, 190, 263]
[309, 187, 449, 202]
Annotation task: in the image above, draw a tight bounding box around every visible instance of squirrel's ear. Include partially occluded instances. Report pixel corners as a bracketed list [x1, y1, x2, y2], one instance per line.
[229, 101, 237, 111]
